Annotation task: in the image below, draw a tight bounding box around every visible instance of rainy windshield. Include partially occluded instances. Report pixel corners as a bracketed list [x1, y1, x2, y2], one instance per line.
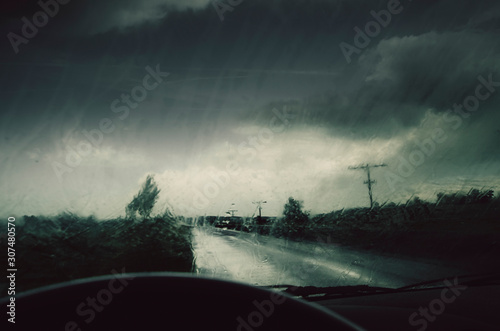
[0, 0, 499, 296]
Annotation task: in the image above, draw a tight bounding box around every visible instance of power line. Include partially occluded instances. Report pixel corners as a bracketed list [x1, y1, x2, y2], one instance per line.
[348, 163, 387, 208]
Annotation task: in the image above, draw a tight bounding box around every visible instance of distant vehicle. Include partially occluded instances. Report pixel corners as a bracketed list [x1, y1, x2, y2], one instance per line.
[214, 216, 242, 230]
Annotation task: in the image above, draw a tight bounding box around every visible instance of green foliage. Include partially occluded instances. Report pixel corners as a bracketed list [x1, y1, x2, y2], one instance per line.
[126, 175, 161, 219]
[437, 188, 495, 205]
[272, 197, 309, 239]
[5, 213, 194, 294]
[109, 216, 194, 273]
[269, 188, 497, 242]
[7, 181, 194, 293]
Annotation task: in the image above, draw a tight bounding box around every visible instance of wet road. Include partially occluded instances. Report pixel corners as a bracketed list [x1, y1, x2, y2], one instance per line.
[192, 227, 466, 288]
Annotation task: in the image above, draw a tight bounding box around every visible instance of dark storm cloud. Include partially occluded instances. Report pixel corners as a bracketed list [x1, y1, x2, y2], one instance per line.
[278, 29, 500, 138]
[0, 1, 497, 142]
[1, 0, 500, 217]
[1, 0, 499, 134]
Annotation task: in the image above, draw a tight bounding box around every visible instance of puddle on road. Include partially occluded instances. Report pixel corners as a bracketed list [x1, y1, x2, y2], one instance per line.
[191, 227, 466, 288]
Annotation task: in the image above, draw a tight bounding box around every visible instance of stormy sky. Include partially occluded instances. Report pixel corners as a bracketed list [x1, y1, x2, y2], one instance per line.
[0, 0, 499, 218]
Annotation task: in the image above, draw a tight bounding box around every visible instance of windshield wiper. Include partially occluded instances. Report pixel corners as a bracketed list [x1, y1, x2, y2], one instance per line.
[263, 284, 398, 301]
[397, 272, 500, 290]
[263, 272, 500, 301]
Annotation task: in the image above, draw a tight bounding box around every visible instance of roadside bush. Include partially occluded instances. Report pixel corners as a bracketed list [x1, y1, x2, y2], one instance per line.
[5, 213, 194, 294]
[437, 188, 495, 205]
[271, 197, 309, 239]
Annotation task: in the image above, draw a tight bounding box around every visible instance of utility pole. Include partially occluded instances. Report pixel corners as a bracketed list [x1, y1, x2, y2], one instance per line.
[252, 201, 267, 218]
[348, 163, 387, 208]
